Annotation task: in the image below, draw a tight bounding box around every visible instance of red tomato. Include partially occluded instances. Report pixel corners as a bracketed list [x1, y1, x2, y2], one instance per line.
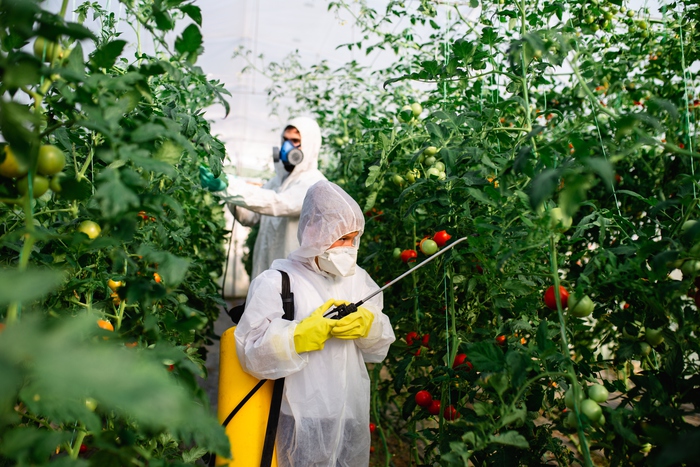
[79, 444, 88, 453]
[369, 422, 376, 433]
[415, 390, 433, 408]
[433, 230, 452, 247]
[406, 331, 419, 345]
[370, 446, 375, 453]
[443, 405, 459, 421]
[495, 335, 506, 346]
[421, 334, 430, 347]
[453, 353, 473, 371]
[428, 400, 441, 415]
[544, 285, 569, 310]
[400, 249, 418, 263]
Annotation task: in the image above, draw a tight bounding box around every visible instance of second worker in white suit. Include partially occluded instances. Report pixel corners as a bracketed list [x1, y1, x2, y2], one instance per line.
[223, 117, 327, 280]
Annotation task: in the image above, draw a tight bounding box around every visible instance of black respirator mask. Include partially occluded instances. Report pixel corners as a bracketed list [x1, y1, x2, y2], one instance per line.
[272, 140, 303, 173]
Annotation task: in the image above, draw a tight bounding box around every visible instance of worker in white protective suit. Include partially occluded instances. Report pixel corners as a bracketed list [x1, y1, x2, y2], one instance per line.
[234, 180, 396, 467]
[215, 117, 327, 280]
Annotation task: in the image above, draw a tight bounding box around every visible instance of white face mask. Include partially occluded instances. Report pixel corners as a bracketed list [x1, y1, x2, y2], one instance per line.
[317, 247, 357, 277]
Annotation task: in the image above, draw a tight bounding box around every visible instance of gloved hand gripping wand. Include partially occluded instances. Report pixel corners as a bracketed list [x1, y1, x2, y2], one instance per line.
[323, 237, 468, 319]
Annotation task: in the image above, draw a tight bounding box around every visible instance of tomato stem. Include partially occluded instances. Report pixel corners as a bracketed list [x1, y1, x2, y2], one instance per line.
[69, 429, 87, 459]
[549, 235, 593, 467]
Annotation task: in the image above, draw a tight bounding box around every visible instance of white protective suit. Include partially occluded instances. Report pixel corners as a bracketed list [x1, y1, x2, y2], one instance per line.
[234, 181, 396, 467]
[226, 117, 327, 279]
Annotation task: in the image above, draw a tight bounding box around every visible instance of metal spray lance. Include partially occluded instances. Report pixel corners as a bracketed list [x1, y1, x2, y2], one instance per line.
[323, 237, 468, 319]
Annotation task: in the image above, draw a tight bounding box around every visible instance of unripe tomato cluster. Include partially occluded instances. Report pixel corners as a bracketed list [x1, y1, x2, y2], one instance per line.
[398, 102, 423, 123]
[396, 231, 453, 266]
[0, 145, 66, 199]
[563, 383, 609, 429]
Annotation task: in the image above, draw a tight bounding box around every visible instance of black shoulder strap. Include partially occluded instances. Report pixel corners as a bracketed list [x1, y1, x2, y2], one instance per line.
[260, 270, 294, 467]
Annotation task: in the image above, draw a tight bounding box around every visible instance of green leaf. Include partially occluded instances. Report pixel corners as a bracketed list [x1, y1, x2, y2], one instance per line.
[154, 140, 184, 165]
[499, 406, 526, 428]
[59, 177, 93, 201]
[365, 165, 381, 187]
[466, 341, 505, 372]
[0, 269, 64, 305]
[129, 154, 177, 178]
[466, 187, 497, 206]
[527, 169, 558, 210]
[0, 316, 230, 456]
[0, 427, 72, 462]
[136, 245, 191, 287]
[488, 430, 529, 449]
[175, 24, 203, 55]
[94, 170, 140, 218]
[584, 158, 614, 189]
[179, 4, 202, 25]
[130, 123, 166, 143]
[90, 40, 126, 69]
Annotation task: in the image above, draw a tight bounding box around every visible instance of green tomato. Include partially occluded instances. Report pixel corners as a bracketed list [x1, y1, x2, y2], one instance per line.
[392, 174, 405, 187]
[639, 342, 652, 356]
[588, 384, 609, 403]
[681, 260, 700, 277]
[433, 161, 445, 172]
[411, 102, 423, 117]
[399, 105, 413, 122]
[405, 169, 420, 183]
[84, 397, 98, 412]
[593, 413, 606, 428]
[438, 171, 446, 180]
[33, 37, 65, 62]
[424, 146, 438, 156]
[645, 327, 665, 347]
[424, 156, 437, 166]
[426, 167, 441, 179]
[78, 220, 101, 240]
[420, 239, 439, 255]
[549, 207, 572, 232]
[37, 145, 66, 176]
[581, 399, 603, 422]
[568, 294, 595, 318]
[16, 175, 49, 198]
[564, 411, 578, 429]
[49, 173, 65, 193]
[392, 247, 402, 259]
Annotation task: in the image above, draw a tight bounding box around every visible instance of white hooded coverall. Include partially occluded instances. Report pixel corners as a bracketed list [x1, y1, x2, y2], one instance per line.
[225, 117, 327, 280]
[234, 181, 396, 467]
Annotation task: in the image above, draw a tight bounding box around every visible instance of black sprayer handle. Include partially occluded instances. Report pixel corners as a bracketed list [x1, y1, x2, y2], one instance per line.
[324, 301, 362, 319]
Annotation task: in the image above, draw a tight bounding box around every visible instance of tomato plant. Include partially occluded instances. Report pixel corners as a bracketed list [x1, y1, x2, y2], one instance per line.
[239, 0, 700, 465]
[0, 0, 230, 464]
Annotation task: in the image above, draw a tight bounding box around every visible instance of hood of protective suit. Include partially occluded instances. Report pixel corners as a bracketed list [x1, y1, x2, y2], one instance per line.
[289, 180, 365, 261]
[276, 116, 321, 180]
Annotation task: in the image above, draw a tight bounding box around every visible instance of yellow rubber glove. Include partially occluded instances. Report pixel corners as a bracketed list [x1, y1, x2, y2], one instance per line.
[293, 299, 342, 353]
[330, 306, 374, 340]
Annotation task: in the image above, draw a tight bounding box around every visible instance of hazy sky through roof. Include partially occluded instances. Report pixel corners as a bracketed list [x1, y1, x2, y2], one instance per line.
[42, 0, 665, 177]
